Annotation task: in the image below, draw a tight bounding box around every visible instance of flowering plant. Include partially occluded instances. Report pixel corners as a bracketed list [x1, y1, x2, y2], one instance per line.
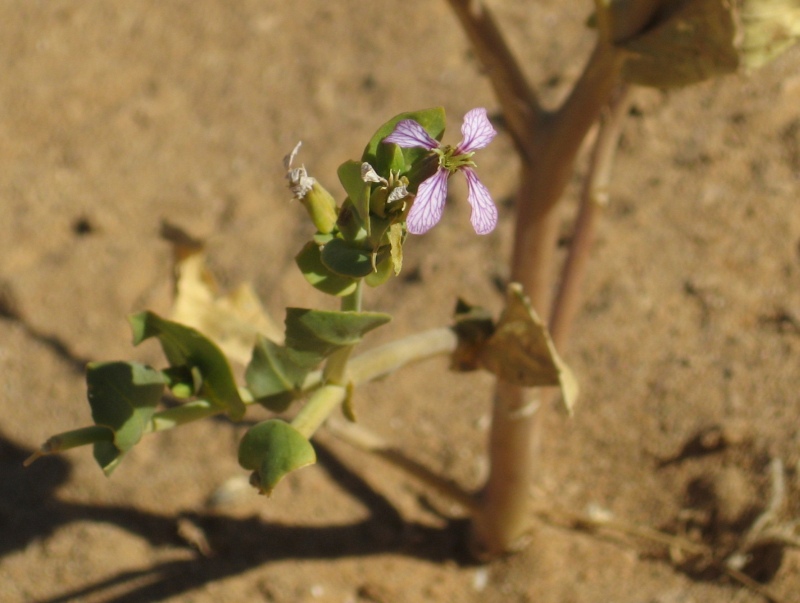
[30, 104, 574, 502]
[28, 1, 800, 584]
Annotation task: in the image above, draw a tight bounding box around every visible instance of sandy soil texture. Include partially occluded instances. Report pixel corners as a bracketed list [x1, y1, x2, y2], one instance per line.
[2, 2, 799, 602]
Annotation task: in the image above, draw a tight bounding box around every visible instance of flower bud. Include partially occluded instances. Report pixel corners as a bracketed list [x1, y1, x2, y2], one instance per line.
[284, 142, 338, 234]
[300, 181, 338, 234]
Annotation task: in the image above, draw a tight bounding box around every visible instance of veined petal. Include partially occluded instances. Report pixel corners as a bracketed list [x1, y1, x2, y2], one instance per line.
[384, 119, 439, 150]
[456, 108, 497, 154]
[462, 167, 498, 235]
[406, 169, 449, 234]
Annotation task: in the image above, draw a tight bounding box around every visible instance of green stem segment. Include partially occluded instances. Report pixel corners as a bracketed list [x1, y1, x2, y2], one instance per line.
[303, 280, 364, 437]
[24, 425, 114, 466]
[322, 280, 363, 385]
[291, 384, 347, 439]
[28, 324, 458, 463]
[148, 399, 221, 432]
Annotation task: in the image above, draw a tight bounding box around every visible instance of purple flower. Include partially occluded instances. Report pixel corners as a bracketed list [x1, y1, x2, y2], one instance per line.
[383, 108, 498, 235]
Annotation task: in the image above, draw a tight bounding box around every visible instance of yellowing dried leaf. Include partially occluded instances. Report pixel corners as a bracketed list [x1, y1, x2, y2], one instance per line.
[481, 284, 578, 415]
[165, 230, 282, 365]
[621, 0, 739, 88]
[737, 0, 800, 69]
[618, 0, 800, 87]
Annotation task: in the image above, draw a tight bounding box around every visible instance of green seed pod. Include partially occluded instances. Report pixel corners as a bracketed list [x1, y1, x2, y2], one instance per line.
[301, 181, 338, 234]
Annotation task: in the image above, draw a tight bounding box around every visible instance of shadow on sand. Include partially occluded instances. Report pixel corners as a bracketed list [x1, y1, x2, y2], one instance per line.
[1, 433, 472, 603]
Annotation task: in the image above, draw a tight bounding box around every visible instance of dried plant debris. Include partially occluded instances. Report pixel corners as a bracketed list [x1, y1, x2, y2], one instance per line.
[161, 222, 283, 365]
[656, 423, 751, 468]
[543, 429, 799, 603]
[664, 438, 800, 599]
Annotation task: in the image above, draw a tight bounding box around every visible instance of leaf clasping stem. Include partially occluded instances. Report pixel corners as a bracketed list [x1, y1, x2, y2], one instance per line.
[28, 326, 459, 462]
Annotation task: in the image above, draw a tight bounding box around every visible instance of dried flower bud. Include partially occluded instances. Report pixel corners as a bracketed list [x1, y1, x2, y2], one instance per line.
[284, 142, 338, 234]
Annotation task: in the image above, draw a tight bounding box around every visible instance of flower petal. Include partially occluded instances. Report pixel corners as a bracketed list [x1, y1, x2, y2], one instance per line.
[406, 169, 449, 234]
[384, 119, 439, 150]
[462, 167, 498, 235]
[456, 108, 497, 154]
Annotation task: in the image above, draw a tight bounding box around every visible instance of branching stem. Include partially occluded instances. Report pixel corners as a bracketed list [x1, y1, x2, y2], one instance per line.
[472, 40, 624, 557]
[445, 0, 654, 557]
[550, 84, 631, 349]
[445, 0, 541, 160]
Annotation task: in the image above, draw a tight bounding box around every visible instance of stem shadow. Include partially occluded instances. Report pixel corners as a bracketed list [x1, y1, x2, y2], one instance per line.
[1, 433, 472, 603]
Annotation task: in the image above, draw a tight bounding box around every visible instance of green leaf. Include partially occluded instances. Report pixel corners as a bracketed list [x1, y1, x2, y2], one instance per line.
[480, 284, 579, 415]
[86, 361, 167, 474]
[337, 160, 371, 228]
[295, 241, 359, 297]
[128, 311, 246, 420]
[335, 198, 368, 243]
[238, 419, 316, 496]
[245, 334, 310, 411]
[284, 307, 391, 363]
[87, 361, 166, 450]
[337, 160, 366, 204]
[362, 107, 446, 176]
[320, 238, 375, 278]
[94, 440, 125, 476]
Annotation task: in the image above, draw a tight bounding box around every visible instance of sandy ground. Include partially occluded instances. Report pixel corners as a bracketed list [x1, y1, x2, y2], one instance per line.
[2, 2, 799, 602]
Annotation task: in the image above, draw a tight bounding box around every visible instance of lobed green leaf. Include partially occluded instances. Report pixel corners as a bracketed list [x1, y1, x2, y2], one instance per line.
[320, 238, 375, 278]
[238, 419, 316, 496]
[245, 334, 310, 412]
[129, 311, 246, 420]
[284, 307, 391, 364]
[86, 361, 167, 474]
[295, 241, 359, 297]
[362, 107, 446, 176]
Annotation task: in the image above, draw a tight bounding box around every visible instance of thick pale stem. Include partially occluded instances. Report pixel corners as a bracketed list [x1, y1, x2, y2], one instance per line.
[471, 41, 623, 557]
[471, 381, 543, 556]
[346, 328, 458, 384]
[550, 85, 631, 349]
[469, 171, 558, 556]
[445, 0, 541, 159]
[509, 165, 563, 310]
[296, 280, 368, 438]
[340, 279, 363, 313]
